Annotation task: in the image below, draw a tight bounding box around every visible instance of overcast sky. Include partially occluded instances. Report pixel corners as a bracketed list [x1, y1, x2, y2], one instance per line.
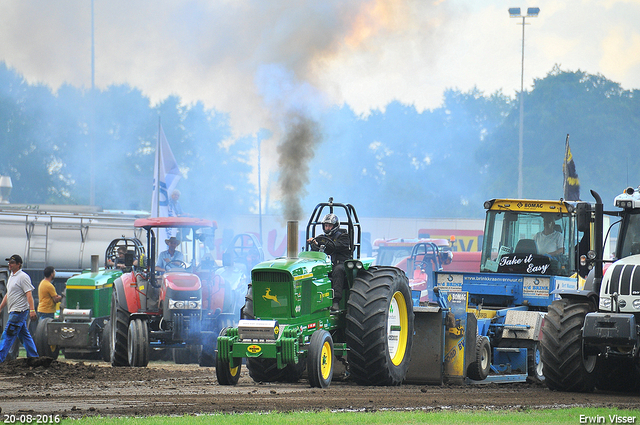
[1, 0, 638, 140]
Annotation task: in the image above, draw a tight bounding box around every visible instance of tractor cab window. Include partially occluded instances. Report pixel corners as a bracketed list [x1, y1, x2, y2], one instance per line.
[480, 210, 575, 276]
[618, 211, 640, 258]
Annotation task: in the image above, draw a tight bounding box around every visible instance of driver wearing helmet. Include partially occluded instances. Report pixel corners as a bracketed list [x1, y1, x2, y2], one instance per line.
[307, 213, 353, 312]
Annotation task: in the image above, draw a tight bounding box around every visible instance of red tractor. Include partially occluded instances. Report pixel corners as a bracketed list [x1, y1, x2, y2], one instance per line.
[110, 217, 230, 367]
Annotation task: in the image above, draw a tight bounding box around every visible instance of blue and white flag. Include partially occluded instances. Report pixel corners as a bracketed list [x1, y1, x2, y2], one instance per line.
[151, 123, 181, 240]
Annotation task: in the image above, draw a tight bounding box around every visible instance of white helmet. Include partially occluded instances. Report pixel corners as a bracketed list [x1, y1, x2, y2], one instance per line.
[322, 213, 339, 235]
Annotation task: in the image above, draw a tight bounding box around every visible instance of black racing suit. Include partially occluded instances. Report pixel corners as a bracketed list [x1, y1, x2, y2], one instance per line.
[312, 228, 352, 303]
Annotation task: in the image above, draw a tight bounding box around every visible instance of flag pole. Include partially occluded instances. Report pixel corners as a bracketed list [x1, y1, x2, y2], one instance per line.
[156, 118, 161, 217]
[563, 134, 569, 200]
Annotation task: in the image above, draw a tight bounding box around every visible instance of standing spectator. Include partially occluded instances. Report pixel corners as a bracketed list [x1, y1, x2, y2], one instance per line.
[168, 189, 184, 217]
[37, 266, 62, 320]
[0, 254, 39, 362]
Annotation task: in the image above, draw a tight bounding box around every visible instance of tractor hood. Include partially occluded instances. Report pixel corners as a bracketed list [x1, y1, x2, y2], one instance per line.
[163, 271, 202, 292]
[252, 251, 331, 280]
[65, 269, 121, 316]
[250, 251, 333, 320]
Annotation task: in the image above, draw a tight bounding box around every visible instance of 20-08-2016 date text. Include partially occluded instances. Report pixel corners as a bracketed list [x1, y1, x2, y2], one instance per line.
[3, 414, 61, 424]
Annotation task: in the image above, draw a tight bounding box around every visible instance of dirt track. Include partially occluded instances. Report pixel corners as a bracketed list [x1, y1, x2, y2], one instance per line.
[1, 358, 639, 419]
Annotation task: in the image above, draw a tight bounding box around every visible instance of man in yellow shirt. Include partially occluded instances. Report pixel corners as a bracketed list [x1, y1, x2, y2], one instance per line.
[37, 266, 62, 320]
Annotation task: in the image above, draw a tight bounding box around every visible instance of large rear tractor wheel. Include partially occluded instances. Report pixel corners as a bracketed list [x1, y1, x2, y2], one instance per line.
[111, 290, 130, 366]
[467, 336, 491, 381]
[541, 299, 597, 392]
[215, 327, 242, 385]
[243, 284, 306, 383]
[346, 266, 414, 386]
[127, 318, 149, 367]
[100, 321, 111, 363]
[34, 318, 59, 360]
[307, 330, 334, 388]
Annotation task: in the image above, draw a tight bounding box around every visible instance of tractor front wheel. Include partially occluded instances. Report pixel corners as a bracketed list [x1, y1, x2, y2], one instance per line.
[34, 318, 59, 359]
[541, 299, 597, 392]
[346, 266, 414, 386]
[307, 330, 334, 388]
[111, 290, 130, 366]
[215, 327, 241, 385]
[127, 318, 149, 367]
[467, 336, 491, 381]
[528, 341, 545, 383]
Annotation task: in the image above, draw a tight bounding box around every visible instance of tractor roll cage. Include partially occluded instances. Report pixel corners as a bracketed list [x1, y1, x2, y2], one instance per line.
[305, 197, 362, 260]
[104, 237, 145, 269]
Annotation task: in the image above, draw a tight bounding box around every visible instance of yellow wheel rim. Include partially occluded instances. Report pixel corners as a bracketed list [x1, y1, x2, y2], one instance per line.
[230, 365, 239, 377]
[320, 340, 332, 380]
[388, 291, 408, 366]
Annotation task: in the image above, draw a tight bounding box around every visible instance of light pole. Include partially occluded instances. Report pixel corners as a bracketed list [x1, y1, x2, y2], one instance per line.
[257, 136, 263, 245]
[90, 0, 96, 205]
[509, 7, 539, 199]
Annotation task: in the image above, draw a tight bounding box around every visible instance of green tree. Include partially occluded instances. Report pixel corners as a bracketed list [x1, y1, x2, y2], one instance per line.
[478, 66, 640, 203]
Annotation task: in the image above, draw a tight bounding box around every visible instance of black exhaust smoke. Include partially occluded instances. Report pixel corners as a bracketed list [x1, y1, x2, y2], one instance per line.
[277, 112, 320, 221]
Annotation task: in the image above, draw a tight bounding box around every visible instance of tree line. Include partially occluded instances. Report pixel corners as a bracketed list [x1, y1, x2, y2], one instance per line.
[0, 62, 638, 221]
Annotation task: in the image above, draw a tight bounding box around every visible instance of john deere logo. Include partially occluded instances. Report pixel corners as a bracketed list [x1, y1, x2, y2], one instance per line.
[262, 287, 280, 304]
[274, 325, 280, 336]
[247, 345, 262, 354]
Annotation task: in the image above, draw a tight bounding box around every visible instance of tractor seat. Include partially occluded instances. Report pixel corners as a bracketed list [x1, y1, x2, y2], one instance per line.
[514, 239, 538, 255]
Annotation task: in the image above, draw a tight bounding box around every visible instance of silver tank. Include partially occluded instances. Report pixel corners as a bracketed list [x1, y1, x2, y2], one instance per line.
[0, 204, 147, 271]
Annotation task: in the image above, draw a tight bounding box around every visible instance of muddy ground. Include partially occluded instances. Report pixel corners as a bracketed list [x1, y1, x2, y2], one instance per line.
[0, 358, 639, 419]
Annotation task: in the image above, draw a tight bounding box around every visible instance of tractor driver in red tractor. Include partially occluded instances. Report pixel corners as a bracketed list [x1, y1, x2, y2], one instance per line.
[156, 236, 184, 273]
[307, 213, 352, 312]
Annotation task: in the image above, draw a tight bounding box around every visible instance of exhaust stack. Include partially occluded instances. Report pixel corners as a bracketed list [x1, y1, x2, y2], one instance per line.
[287, 220, 299, 259]
[91, 255, 99, 273]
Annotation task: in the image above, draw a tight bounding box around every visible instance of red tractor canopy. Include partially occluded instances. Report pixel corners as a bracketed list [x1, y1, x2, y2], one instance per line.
[134, 217, 216, 229]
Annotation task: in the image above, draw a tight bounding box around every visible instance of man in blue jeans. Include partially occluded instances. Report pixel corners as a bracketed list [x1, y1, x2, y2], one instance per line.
[0, 254, 39, 363]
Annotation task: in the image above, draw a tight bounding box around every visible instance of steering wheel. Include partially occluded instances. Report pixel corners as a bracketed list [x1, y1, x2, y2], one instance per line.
[169, 260, 187, 269]
[314, 235, 336, 253]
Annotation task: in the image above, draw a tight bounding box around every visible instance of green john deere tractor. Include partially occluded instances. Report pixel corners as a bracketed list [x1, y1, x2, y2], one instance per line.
[34, 237, 145, 361]
[216, 199, 414, 388]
